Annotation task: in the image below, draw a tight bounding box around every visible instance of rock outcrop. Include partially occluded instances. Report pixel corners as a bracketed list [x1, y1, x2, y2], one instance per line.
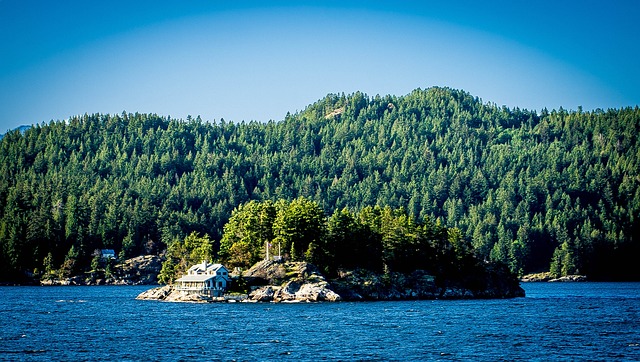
[549, 275, 587, 282]
[521, 272, 587, 282]
[107, 255, 163, 285]
[330, 269, 440, 301]
[136, 285, 174, 300]
[520, 272, 553, 282]
[135, 285, 224, 303]
[244, 260, 341, 302]
[331, 266, 525, 300]
[41, 255, 163, 286]
[136, 285, 248, 303]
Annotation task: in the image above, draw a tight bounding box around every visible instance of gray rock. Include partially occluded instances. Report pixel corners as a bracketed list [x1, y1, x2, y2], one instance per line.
[246, 261, 342, 302]
[136, 285, 173, 300]
[250, 286, 276, 302]
[110, 255, 163, 285]
[549, 275, 587, 282]
[136, 286, 212, 303]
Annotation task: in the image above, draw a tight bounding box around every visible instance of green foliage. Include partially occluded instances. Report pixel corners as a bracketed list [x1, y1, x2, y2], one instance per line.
[218, 198, 327, 268]
[59, 245, 79, 278]
[42, 252, 55, 281]
[90, 254, 101, 272]
[289, 242, 298, 262]
[272, 197, 326, 265]
[158, 232, 215, 284]
[326, 207, 382, 272]
[219, 200, 276, 267]
[0, 87, 638, 281]
[218, 198, 478, 280]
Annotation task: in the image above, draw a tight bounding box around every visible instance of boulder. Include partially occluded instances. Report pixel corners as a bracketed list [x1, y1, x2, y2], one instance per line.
[250, 286, 277, 302]
[296, 281, 341, 302]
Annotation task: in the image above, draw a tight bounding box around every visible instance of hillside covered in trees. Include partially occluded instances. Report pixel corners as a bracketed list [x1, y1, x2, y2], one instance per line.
[1, 87, 638, 282]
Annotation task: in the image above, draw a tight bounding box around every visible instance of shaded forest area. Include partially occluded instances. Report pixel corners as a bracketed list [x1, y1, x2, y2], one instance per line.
[1, 87, 638, 282]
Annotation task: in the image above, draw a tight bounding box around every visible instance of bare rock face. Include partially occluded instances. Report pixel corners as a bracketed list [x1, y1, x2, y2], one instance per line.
[164, 291, 211, 303]
[245, 260, 341, 302]
[295, 281, 341, 302]
[110, 255, 163, 285]
[249, 286, 277, 302]
[243, 260, 317, 285]
[331, 269, 440, 301]
[331, 265, 525, 300]
[43, 255, 164, 286]
[135, 285, 211, 303]
[520, 272, 553, 282]
[136, 285, 173, 300]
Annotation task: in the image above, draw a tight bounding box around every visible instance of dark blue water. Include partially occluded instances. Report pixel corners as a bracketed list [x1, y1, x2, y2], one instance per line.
[1, 283, 639, 361]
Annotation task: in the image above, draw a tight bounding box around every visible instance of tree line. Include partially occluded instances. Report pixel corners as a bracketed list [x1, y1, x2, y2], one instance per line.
[160, 197, 481, 287]
[0, 87, 638, 282]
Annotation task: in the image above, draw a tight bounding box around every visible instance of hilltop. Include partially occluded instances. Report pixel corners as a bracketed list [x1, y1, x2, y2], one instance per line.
[0, 125, 31, 140]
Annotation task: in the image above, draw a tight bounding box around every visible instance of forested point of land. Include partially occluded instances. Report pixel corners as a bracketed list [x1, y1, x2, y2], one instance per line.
[1, 87, 638, 283]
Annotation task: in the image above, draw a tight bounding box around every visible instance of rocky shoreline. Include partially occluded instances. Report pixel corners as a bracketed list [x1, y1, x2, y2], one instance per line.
[136, 260, 525, 303]
[41, 255, 163, 286]
[521, 272, 588, 283]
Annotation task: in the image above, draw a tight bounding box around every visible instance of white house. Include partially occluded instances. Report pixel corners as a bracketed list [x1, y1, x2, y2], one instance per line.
[174, 261, 230, 297]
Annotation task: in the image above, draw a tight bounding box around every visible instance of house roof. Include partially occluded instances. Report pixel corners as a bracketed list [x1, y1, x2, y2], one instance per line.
[187, 262, 227, 274]
[177, 261, 231, 283]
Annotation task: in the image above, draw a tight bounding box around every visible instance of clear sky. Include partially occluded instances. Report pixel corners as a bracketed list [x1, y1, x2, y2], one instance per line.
[1, 1, 638, 131]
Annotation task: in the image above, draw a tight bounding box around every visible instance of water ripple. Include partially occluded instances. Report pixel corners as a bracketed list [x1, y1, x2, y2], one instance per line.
[0, 284, 639, 361]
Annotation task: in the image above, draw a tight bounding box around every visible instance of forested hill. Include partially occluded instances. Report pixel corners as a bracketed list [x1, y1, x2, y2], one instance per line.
[1, 87, 638, 282]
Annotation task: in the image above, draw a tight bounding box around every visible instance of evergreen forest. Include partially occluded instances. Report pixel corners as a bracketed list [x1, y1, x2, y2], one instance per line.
[1, 87, 638, 282]
[159, 198, 473, 284]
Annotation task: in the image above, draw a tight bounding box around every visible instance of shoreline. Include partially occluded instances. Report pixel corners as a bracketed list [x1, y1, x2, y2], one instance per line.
[521, 272, 588, 283]
[135, 260, 526, 303]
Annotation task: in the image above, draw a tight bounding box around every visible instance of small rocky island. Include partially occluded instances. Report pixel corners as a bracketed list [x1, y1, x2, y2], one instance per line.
[136, 259, 525, 303]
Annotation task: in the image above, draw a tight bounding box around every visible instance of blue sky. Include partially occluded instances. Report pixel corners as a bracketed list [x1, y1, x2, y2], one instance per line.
[1, 1, 638, 131]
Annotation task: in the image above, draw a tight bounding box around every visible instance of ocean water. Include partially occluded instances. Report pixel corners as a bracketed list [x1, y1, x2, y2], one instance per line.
[1, 283, 639, 361]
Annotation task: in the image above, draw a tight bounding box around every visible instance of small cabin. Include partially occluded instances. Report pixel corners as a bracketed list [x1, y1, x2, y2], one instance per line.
[175, 262, 230, 297]
[101, 249, 116, 260]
